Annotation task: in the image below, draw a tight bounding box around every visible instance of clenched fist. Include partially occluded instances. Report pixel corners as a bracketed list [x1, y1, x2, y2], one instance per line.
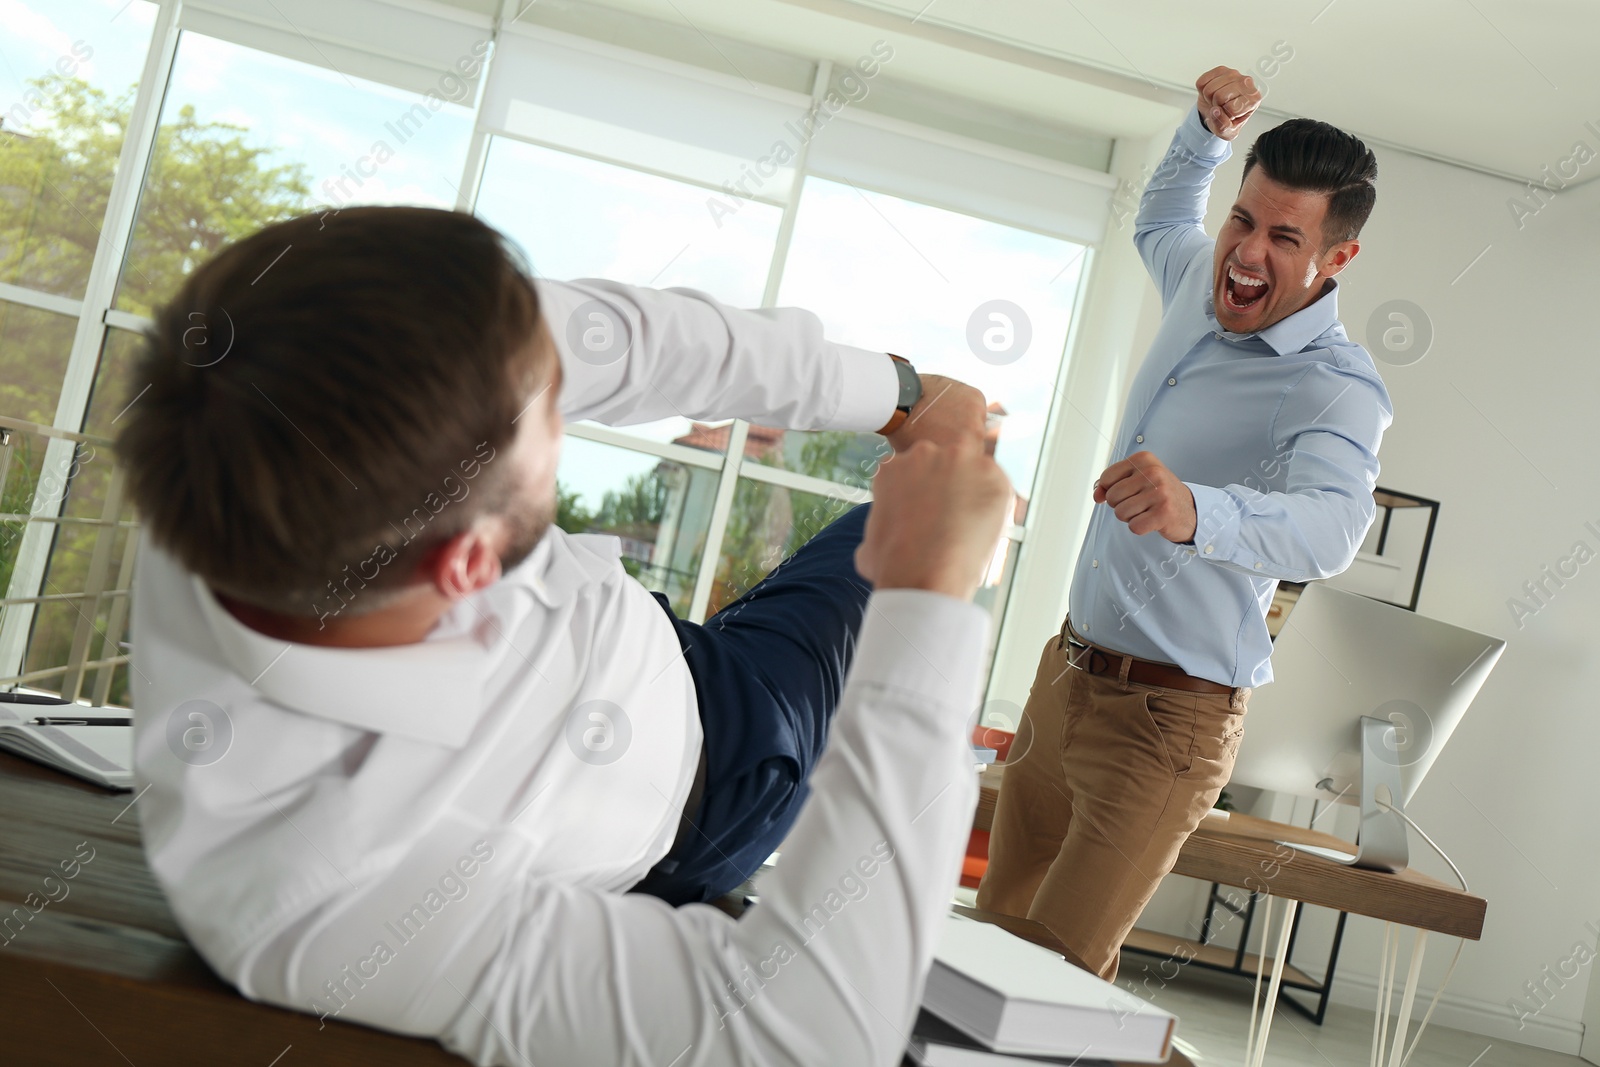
[1195, 65, 1262, 141]
[857, 437, 1013, 602]
[1094, 451, 1197, 544]
[885, 373, 988, 452]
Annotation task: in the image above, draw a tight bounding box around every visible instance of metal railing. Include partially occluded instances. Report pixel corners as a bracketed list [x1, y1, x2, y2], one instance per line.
[0, 413, 138, 707]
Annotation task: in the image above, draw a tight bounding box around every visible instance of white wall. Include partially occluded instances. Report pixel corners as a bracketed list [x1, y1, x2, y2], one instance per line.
[1118, 119, 1600, 1053]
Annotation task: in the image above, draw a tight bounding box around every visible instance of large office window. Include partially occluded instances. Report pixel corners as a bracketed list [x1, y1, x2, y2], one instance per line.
[0, 0, 159, 300]
[1, 0, 161, 701]
[3, 6, 479, 699]
[474, 136, 782, 448]
[115, 29, 474, 316]
[778, 177, 1087, 504]
[473, 137, 1090, 630]
[0, 5, 1113, 702]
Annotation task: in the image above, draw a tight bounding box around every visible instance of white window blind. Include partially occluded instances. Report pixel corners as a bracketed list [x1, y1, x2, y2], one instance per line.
[181, 2, 1117, 243]
[804, 114, 1116, 246]
[481, 28, 815, 197]
[181, 0, 492, 102]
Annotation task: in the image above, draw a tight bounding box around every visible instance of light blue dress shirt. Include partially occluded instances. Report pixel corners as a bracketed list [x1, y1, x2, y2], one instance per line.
[1068, 109, 1394, 687]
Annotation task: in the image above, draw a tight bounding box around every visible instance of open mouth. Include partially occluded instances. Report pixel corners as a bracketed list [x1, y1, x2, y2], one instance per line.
[1223, 265, 1269, 313]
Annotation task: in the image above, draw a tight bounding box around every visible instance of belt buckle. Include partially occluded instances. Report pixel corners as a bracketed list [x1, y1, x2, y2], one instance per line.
[1064, 639, 1098, 674]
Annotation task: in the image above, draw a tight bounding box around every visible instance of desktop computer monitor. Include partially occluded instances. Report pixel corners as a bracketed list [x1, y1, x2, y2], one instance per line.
[1228, 582, 1505, 869]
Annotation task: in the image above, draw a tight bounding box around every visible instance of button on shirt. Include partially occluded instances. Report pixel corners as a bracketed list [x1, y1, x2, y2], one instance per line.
[1069, 108, 1393, 687]
[132, 278, 992, 1066]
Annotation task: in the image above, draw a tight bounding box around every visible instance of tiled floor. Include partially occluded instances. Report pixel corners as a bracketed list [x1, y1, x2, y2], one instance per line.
[1128, 961, 1583, 1066]
[947, 889, 1584, 1066]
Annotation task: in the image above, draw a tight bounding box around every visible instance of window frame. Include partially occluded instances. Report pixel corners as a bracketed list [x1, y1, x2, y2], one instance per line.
[1, 0, 1128, 709]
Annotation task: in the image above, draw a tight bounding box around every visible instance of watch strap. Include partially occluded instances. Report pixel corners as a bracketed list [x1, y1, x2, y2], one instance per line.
[876, 354, 918, 436]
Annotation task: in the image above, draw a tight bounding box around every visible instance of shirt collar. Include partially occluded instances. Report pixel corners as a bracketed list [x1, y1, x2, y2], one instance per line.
[193, 574, 495, 749]
[187, 530, 615, 747]
[1206, 277, 1340, 356]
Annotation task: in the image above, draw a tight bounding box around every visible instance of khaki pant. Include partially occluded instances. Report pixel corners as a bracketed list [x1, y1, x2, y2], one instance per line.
[975, 629, 1249, 982]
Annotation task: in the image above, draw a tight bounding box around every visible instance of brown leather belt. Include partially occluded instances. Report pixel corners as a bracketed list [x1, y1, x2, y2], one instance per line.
[1062, 618, 1234, 695]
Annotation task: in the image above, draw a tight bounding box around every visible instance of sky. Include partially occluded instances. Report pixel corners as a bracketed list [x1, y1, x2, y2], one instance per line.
[4, 0, 1089, 516]
[1, 0, 155, 108]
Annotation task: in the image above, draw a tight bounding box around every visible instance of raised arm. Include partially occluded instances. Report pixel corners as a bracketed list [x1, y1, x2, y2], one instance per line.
[431, 588, 993, 1066]
[1134, 67, 1263, 311]
[264, 436, 1014, 1067]
[537, 277, 901, 434]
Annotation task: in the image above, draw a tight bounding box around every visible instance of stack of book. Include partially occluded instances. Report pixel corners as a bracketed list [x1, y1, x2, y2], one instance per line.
[909, 913, 1177, 1066]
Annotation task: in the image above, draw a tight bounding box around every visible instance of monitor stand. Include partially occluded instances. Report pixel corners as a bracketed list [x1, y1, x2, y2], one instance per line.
[1277, 715, 1410, 873]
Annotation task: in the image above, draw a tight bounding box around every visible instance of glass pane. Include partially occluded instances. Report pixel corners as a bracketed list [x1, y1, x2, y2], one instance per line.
[711, 478, 1016, 667]
[0, 0, 159, 298]
[709, 480, 860, 616]
[18, 599, 77, 694]
[38, 339, 133, 684]
[474, 137, 784, 449]
[0, 301, 77, 425]
[81, 324, 146, 438]
[0, 433, 57, 597]
[744, 428, 889, 492]
[775, 177, 1089, 507]
[115, 31, 474, 316]
[977, 535, 1019, 629]
[32, 433, 130, 697]
[555, 435, 717, 617]
[27, 521, 130, 698]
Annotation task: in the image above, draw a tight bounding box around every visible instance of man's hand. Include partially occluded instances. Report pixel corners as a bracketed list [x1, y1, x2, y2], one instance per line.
[885, 374, 987, 452]
[1195, 66, 1262, 141]
[1094, 451, 1197, 544]
[856, 436, 1013, 602]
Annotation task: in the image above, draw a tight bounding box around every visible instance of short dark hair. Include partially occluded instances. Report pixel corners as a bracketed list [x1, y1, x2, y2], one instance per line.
[1242, 118, 1377, 246]
[117, 206, 545, 615]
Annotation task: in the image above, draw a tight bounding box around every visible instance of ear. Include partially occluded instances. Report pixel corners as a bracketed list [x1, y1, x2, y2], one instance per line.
[423, 521, 505, 600]
[1319, 238, 1360, 278]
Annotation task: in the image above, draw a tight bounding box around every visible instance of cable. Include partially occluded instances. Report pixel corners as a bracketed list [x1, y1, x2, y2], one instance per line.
[1378, 799, 1468, 894]
[1374, 797, 1468, 1067]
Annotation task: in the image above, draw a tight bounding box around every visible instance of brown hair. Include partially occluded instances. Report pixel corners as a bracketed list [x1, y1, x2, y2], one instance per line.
[117, 205, 544, 615]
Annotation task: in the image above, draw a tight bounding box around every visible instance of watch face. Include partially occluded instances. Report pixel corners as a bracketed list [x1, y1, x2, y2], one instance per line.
[896, 359, 923, 409]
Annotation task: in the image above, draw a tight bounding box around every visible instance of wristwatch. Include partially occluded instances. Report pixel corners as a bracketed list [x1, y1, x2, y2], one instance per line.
[876, 354, 923, 436]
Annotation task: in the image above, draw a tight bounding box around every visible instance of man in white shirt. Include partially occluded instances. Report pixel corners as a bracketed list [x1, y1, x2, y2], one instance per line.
[118, 205, 1013, 1065]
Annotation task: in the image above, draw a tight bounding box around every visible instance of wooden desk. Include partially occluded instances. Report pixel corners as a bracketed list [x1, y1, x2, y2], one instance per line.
[977, 766, 1487, 1067]
[0, 753, 464, 1065]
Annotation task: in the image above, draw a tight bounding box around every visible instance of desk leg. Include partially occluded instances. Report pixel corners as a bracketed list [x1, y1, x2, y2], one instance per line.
[1249, 897, 1299, 1067]
[1245, 894, 1271, 1067]
[1370, 923, 1394, 1067]
[1385, 930, 1428, 1067]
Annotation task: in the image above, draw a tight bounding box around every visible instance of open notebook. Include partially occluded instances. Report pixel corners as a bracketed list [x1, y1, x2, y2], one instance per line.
[0, 698, 134, 790]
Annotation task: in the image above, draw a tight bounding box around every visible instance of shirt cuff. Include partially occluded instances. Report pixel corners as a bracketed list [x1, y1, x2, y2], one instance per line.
[1176, 106, 1233, 164]
[847, 590, 991, 713]
[825, 345, 901, 432]
[1187, 482, 1244, 561]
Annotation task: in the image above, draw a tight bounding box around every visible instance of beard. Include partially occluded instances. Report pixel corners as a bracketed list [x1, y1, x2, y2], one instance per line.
[498, 489, 557, 575]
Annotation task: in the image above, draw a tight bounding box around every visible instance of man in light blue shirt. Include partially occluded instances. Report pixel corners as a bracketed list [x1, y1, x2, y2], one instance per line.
[978, 65, 1393, 979]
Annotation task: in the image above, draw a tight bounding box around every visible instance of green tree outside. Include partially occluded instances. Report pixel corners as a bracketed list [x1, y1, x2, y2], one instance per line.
[1, 73, 312, 704]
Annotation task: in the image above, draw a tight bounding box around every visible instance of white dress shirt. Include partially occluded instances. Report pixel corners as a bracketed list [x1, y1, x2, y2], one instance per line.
[132, 279, 991, 1066]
